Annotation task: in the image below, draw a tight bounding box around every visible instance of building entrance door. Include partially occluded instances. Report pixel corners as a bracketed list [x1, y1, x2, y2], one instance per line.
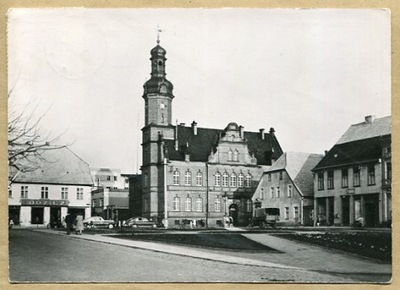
[341, 196, 350, 226]
[50, 207, 62, 228]
[364, 194, 379, 227]
[31, 207, 44, 224]
[229, 204, 238, 226]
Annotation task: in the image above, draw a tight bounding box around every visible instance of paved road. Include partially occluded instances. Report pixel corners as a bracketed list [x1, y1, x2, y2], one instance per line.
[9, 229, 355, 283]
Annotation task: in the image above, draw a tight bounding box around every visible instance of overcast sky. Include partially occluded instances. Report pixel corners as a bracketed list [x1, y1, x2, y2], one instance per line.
[7, 8, 391, 173]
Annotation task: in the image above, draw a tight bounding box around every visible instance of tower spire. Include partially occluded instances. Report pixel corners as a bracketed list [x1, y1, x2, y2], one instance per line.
[156, 25, 164, 45]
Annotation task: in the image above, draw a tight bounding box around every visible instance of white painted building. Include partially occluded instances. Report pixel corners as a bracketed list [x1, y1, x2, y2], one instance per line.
[8, 147, 93, 227]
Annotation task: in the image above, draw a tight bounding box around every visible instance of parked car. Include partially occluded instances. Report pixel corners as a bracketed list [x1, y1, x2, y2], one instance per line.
[125, 217, 158, 228]
[252, 207, 280, 228]
[83, 216, 115, 229]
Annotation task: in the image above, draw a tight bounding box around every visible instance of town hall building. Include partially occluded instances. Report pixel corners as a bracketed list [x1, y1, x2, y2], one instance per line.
[138, 40, 283, 228]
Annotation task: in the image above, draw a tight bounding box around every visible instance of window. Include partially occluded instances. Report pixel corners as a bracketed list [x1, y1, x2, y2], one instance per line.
[21, 186, 28, 198]
[327, 170, 334, 189]
[353, 167, 360, 187]
[41, 187, 48, 199]
[233, 150, 239, 162]
[99, 198, 103, 207]
[341, 169, 348, 188]
[61, 187, 68, 199]
[279, 172, 283, 180]
[228, 149, 233, 161]
[386, 162, 392, 180]
[318, 172, 324, 190]
[215, 172, 221, 186]
[276, 187, 280, 198]
[294, 206, 299, 220]
[185, 171, 192, 186]
[107, 176, 111, 181]
[185, 196, 192, 211]
[114, 176, 117, 181]
[238, 173, 244, 187]
[246, 200, 252, 212]
[76, 188, 83, 200]
[285, 207, 289, 220]
[215, 198, 221, 212]
[173, 196, 180, 211]
[260, 188, 265, 199]
[230, 173, 237, 187]
[367, 164, 375, 185]
[268, 174, 271, 182]
[173, 170, 180, 185]
[287, 185, 292, 197]
[196, 197, 203, 212]
[9, 188, 12, 198]
[222, 172, 229, 187]
[245, 174, 252, 188]
[270, 187, 274, 198]
[196, 171, 203, 186]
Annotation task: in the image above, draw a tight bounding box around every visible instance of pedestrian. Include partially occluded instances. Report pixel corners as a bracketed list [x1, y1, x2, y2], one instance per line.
[9, 219, 14, 230]
[65, 213, 73, 235]
[75, 214, 84, 235]
[229, 216, 233, 227]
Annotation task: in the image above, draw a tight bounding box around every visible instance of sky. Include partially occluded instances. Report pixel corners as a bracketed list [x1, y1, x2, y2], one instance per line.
[7, 8, 391, 173]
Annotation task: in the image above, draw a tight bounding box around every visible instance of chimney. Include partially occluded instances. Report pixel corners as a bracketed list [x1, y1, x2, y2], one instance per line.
[259, 128, 265, 140]
[269, 127, 275, 136]
[175, 120, 179, 150]
[239, 126, 244, 138]
[365, 115, 376, 124]
[324, 150, 328, 156]
[191, 121, 198, 136]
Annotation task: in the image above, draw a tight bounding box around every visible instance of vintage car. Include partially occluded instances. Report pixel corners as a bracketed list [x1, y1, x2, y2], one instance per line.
[83, 216, 115, 229]
[125, 217, 158, 228]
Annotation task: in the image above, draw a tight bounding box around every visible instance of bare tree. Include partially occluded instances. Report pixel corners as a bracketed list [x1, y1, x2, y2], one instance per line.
[8, 89, 68, 181]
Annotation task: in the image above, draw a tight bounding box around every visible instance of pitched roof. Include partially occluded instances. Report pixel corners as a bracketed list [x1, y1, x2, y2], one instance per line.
[12, 147, 93, 186]
[164, 125, 283, 165]
[266, 152, 323, 196]
[336, 116, 391, 144]
[312, 137, 384, 171]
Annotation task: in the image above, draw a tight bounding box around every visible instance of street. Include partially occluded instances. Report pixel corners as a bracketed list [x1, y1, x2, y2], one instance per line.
[8, 229, 389, 283]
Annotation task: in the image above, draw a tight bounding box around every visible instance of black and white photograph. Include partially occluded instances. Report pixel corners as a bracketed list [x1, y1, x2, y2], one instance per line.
[6, 8, 392, 284]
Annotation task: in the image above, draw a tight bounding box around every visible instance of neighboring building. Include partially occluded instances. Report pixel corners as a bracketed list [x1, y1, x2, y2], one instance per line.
[90, 168, 130, 221]
[124, 174, 142, 218]
[90, 168, 129, 190]
[91, 188, 130, 221]
[312, 115, 391, 227]
[8, 147, 93, 227]
[252, 152, 323, 226]
[139, 41, 283, 228]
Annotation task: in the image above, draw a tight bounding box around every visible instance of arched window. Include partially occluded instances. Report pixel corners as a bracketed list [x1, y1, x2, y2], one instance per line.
[185, 170, 192, 186]
[196, 171, 203, 186]
[230, 173, 237, 187]
[196, 197, 203, 212]
[233, 150, 239, 162]
[185, 196, 192, 211]
[228, 149, 233, 161]
[245, 174, 252, 188]
[215, 172, 221, 186]
[173, 196, 180, 211]
[238, 173, 244, 187]
[215, 198, 221, 212]
[173, 170, 180, 185]
[222, 172, 229, 187]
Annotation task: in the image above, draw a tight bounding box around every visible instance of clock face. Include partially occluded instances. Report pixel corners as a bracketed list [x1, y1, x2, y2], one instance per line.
[160, 103, 165, 109]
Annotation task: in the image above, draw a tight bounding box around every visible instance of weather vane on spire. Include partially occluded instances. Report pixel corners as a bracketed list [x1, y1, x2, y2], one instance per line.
[155, 25, 165, 44]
